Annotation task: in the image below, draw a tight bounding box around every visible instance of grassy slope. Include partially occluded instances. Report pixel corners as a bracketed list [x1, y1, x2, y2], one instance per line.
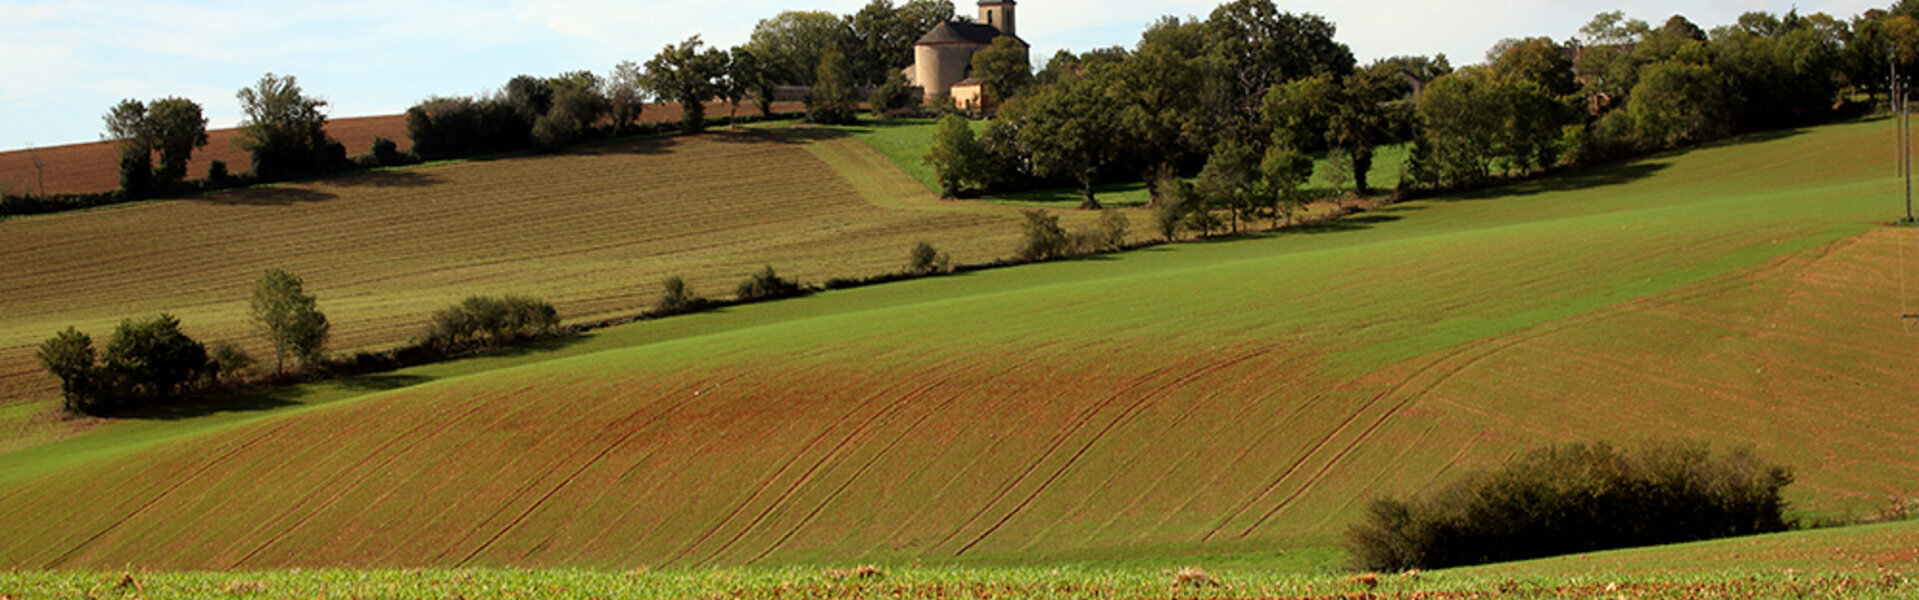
[0, 119, 1915, 571]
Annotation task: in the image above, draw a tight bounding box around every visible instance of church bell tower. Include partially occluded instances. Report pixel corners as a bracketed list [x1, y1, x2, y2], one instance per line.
[978, 0, 1015, 37]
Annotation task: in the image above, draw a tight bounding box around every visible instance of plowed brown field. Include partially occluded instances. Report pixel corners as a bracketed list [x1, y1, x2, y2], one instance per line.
[0, 103, 806, 195]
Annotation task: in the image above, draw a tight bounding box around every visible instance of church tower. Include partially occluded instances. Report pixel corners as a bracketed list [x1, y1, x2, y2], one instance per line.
[978, 0, 1015, 37]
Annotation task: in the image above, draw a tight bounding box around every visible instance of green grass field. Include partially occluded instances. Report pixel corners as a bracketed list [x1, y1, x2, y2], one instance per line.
[0, 117, 1914, 583]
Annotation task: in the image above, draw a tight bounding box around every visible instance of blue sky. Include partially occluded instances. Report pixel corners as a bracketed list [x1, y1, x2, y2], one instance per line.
[0, 0, 1884, 151]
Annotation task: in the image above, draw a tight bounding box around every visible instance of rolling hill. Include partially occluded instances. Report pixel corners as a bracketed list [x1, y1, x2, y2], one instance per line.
[0, 117, 1914, 571]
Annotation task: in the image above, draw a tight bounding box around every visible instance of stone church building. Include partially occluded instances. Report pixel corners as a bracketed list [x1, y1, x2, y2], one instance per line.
[905, 0, 1023, 109]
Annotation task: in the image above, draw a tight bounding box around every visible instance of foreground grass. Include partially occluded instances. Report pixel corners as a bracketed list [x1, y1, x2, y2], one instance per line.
[5, 522, 1913, 599]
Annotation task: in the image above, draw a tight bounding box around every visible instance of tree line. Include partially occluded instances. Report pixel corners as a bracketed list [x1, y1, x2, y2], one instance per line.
[926, 0, 1919, 240]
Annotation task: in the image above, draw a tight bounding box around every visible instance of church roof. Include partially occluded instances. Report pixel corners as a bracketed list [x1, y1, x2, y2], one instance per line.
[916, 20, 1004, 45]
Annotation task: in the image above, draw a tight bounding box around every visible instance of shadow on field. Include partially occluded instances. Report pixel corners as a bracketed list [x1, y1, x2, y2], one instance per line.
[476, 332, 594, 359]
[196, 186, 338, 206]
[1448, 161, 1670, 202]
[335, 373, 434, 392]
[327, 170, 444, 189]
[573, 135, 680, 156]
[1288, 212, 1405, 234]
[126, 387, 304, 421]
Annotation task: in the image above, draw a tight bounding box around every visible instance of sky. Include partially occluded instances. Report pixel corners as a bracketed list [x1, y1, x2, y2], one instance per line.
[0, 0, 1887, 151]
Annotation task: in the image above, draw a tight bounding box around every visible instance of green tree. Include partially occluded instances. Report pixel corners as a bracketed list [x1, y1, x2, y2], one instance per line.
[642, 36, 729, 134]
[747, 11, 853, 86]
[1196, 140, 1261, 233]
[1486, 37, 1577, 97]
[606, 60, 647, 135]
[971, 36, 1034, 105]
[235, 73, 332, 181]
[1630, 56, 1731, 147]
[1259, 145, 1314, 225]
[807, 48, 861, 125]
[102, 314, 211, 407]
[503, 74, 554, 127]
[37, 327, 97, 415]
[1202, 0, 1355, 144]
[1111, 17, 1210, 202]
[1409, 69, 1504, 188]
[250, 268, 329, 375]
[924, 113, 988, 197]
[729, 46, 778, 118]
[998, 74, 1127, 208]
[102, 97, 210, 187]
[849, 0, 955, 84]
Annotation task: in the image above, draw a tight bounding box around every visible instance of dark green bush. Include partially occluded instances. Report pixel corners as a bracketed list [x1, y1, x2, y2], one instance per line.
[118, 152, 154, 198]
[1015, 209, 1070, 262]
[1346, 440, 1794, 572]
[906, 241, 950, 275]
[653, 276, 709, 316]
[370, 137, 401, 165]
[425, 295, 560, 349]
[207, 159, 229, 184]
[869, 70, 914, 117]
[207, 340, 254, 380]
[735, 266, 807, 302]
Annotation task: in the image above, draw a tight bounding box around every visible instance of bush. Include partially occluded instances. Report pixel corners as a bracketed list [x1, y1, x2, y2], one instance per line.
[735, 265, 807, 302]
[370, 137, 401, 165]
[1346, 439, 1794, 572]
[118, 152, 154, 198]
[425, 295, 560, 349]
[1094, 208, 1129, 251]
[207, 341, 254, 380]
[870, 70, 914, 117]
[1015, 209, 1070, 262]
[906, 241, 951, 275]
[653, 276, 709, 316]
[207, 160, 229, 184]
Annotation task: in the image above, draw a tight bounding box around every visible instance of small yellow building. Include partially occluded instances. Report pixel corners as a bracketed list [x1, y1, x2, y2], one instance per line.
[907, 0, 1023, 104]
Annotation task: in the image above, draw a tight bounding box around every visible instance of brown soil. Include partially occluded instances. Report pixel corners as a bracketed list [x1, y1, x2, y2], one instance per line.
[0, 102, 807, 196]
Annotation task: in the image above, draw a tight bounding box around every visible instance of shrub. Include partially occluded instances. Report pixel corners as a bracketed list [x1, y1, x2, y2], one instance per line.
[118, 152, 154, 198]
[426, 295, 560, 349]
[207, 160, 229, 184]
[906, 241, 951, 275]
[653, 276, 709, 316]
[1094, 208, 1129, 251]
[735, 266, 807, 302]
[1015, 209, 1070, 262]
[869, 70, 914, 117]
[370, 137, 401, 165]
[1346, 439, 1794, 572]
[207, 341, 254, 380]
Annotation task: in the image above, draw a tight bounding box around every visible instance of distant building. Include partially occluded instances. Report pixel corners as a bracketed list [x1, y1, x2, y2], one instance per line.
[906, 0, 1024, 108]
